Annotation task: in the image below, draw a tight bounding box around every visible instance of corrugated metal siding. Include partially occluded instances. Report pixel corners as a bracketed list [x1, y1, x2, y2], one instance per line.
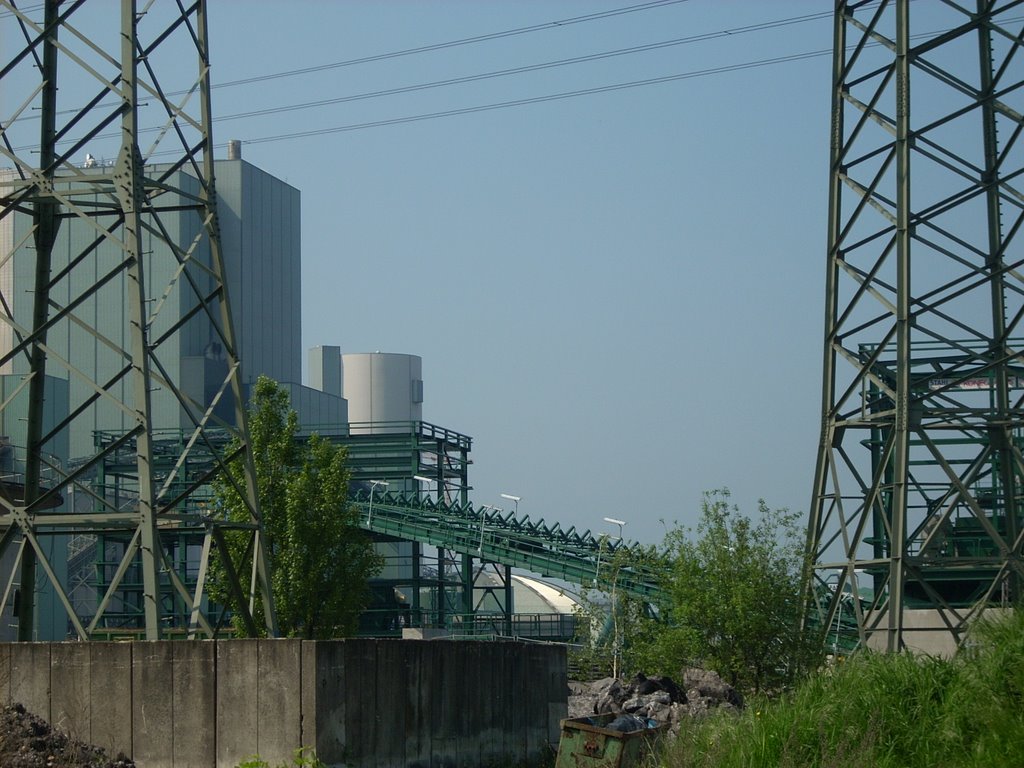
[0, 160, 306, 460]
[232, 161, 301, 387]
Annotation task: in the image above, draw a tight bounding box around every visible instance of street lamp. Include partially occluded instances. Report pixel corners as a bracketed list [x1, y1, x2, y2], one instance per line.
[368, 480, 389, 526]
[413, 475, 436, 502]
[600, 517, 626, 678]
[500, 493, 520, 515]
[478, 504, 500, 553]
[603, 517, 626, 541]
[594, 533, 610, 586]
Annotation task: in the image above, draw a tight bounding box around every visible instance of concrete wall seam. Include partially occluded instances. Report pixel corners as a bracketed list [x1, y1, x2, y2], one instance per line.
[0, 639, 567, 768]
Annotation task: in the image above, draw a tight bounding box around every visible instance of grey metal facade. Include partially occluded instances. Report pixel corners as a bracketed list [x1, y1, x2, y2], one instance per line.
[215, 160, 303, 391]
[1, 160, 305, 460]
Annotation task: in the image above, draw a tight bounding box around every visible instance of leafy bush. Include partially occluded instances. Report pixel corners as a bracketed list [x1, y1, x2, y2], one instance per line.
[637, 490, 819, 694]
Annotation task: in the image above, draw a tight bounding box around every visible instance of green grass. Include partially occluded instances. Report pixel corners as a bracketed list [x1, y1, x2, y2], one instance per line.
[658, 609, 1024, 768]
[235, 748, 325, 768]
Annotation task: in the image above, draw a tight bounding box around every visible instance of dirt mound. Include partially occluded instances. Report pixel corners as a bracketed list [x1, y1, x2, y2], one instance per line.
[0, 704, 135, 768]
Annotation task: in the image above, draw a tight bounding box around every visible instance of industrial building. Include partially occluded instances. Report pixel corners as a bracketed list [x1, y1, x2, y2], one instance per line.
[0, 155, 342, 458]
[0, 150, 346, 638]
[2, 149, 588, 640]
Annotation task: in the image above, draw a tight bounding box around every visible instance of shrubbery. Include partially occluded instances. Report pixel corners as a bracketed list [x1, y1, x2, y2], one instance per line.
[660, 609, 1024, 768]
[574, 490, 820, 694]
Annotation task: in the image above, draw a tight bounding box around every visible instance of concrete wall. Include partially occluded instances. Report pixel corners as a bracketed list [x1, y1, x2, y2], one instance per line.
[0, 638, 567, 768]
[864, 607, 1009, 656]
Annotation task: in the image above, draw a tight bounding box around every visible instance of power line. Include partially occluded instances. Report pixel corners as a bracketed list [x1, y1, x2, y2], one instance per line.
[13, 13, 992, 158]
[1, 0, 690, 107]
[12, 1, 954, 158]
[153, 47, 833, 154]
[207, 0, 692, 92]
[177, 13, 1000, 152]
[215, 11, 834, 125]
[6, 7, 837, 152]
[4, 0, 822, 130]
[0, 2, 46, 21]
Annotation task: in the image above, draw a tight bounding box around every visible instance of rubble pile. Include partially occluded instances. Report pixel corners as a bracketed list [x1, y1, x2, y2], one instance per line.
[568, 669, 743, 736]
[0, 703, 135, 768]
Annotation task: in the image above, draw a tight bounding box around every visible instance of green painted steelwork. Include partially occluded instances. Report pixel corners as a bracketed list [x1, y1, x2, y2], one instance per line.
[352, 488, 661, 602]
[0, 0, 275, 640]
[808, 1, 1024, 653]
[309, 420, 472, 498]
[74, 422, 658, 635]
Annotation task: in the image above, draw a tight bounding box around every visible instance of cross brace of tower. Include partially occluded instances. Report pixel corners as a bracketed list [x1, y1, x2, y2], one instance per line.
[808, 0, 1024, 653]
[0, 0, 276, 640]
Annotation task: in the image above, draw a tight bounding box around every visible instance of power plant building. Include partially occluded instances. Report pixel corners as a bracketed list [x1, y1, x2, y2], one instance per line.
[0, 154, 345, 638]
[0, 157, 343, 461]
[2, 152, 548, 642]
[343, 352, 423, 429]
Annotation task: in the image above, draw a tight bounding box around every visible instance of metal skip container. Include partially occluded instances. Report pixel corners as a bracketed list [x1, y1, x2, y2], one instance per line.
[555, 714, 669, 768]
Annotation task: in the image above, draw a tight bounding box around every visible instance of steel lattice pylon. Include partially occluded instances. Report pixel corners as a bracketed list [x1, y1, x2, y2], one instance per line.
[0, 0, 276, 639]
[808, 0, 1024, 653]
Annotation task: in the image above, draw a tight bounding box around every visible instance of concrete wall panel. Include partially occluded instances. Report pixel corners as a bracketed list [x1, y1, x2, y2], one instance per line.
[455, 643, 478, 768]
[422, 641, 452, 766]
[216, 640, 258, 768]
[302, 640, 346, 764]
[172, 641, 216, 768]
[0, 642, 12, 703]
[525, 644, 556, 759]
[401, 641, 430, 768]
[0, 638, 566, 768]
[506, 641, 529, 763]
[374, 641, 407, 768]
[478, 642, 511, 767]
[10, 642, 50, 720]
[548, 645, 569, 746]
[90, 643, 132, 758]
[132, 642, 174, 767]
[51, 643, 90, 740]
[257, 639, 302, 766]
[342, 640, 378, 767]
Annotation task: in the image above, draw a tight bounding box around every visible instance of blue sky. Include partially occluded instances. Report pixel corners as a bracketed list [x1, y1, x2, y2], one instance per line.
[4, 1, 842, 545]
[198, 1, 834, 545]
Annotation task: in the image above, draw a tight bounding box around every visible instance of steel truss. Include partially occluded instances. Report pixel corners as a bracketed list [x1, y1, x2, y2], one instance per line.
[808, 0, 1024, 651]
[353, 489, 661, 602]
[0, 0, 276, 639]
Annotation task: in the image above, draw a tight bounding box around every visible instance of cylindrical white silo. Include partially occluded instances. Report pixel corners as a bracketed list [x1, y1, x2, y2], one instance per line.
[342, 352, 423, 431]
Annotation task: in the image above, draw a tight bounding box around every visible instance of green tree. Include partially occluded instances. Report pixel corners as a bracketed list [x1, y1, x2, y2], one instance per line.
[635, 490, 820, 694]
[212, 376, 382, 638]
[571, 539, 665, 680]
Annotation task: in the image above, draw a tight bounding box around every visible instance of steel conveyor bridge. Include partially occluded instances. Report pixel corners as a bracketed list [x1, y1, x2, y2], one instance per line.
[350, 488, 662, 601]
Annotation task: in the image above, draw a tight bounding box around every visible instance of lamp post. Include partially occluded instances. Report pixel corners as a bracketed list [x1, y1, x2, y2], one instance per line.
[478, 504, 500, 553]
[368, 480, 389, 526]
[601, 517, 626, 679]
[500, 493, 520, 515]
[595, 533, 609, 586]
[413, 475, 435, 502]
[603, 517, 626, 541]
